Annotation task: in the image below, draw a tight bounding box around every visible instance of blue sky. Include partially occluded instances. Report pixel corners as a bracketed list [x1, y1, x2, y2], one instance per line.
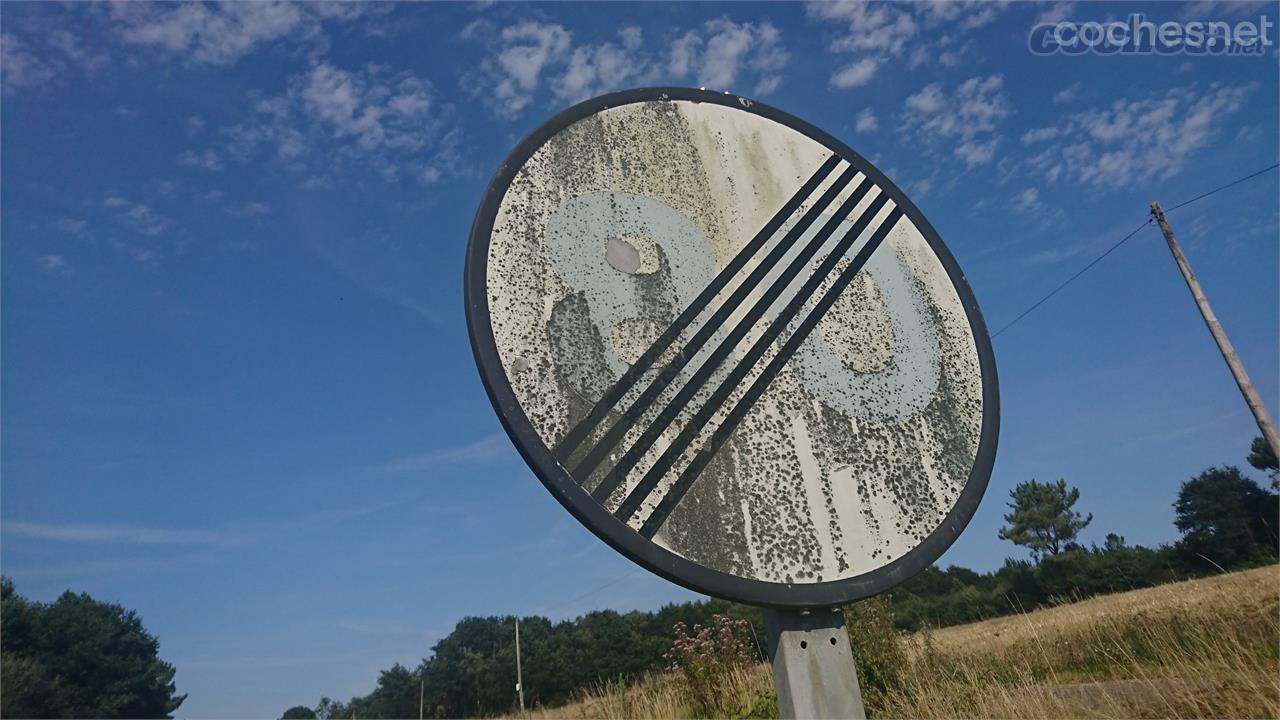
[2, 1, 1277, 717]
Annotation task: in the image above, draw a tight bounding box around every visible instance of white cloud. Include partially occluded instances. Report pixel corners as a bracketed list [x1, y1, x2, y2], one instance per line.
[120, 203, 172, 236]
[684, 18, 788, 91]
[855, 108, 878, 133]
[955, 139, 998, 167]
[831, 58, 878, 88]
[1013, 186, 1042, 212]
[754, 75, 782, 95]
[490, 21, 572, 114]
[1021, 126, 1062, 144]
[103, 195, 130, 208]
[110, 240, 157, 266]
[1026, 83, 1255, 187]
[554, 29, 649, 104]
[299, 63, 432, 151]
[370, 433, 513, 473]
[1177, 0, 1272, 20]
[229, 201, 271, 217]
[920, 0, 1010, 30]
[187, 115, 206, 135]
[35, 254, 67, 273]
[178, 148, 224, 171]
[1, 28, 106, 94]
[902, 74, 1010, 167]
[5, 520, 253, 548]
[109, 2, 375, 66]
[1, 33, 55, 93]
[467, 17, 788, 117]
[808, 1, 916, 56]
[52, 218, 88, 235]
[225, 61, 456, 185]
[1053, 82, 1081, 105]
[47, 29, 108, 72]
[808, 1, 1010, 88]
[1034, 2, 1077, 26]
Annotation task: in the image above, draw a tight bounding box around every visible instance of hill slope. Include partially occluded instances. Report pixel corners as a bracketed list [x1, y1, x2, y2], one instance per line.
[520, 565, 1279, 719]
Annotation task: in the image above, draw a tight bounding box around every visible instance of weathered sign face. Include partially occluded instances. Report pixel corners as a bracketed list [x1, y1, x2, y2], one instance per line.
[466, 88, 998, 607]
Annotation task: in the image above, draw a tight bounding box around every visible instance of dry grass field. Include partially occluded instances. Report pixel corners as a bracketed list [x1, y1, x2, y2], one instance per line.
[515, 565, 1279, 719]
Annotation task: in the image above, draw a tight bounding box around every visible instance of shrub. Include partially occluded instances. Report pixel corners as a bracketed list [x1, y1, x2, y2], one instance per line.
[664, 614, 758, 716]
[843, 596, 906, 716]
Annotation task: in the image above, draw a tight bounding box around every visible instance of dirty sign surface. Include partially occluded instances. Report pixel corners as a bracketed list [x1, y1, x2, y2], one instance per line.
[465, 88, 998, 607]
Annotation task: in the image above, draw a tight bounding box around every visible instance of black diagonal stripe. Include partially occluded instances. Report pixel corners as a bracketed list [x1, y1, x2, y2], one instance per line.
[552, 154, 842, 461]
[636, 207, 905, 537]
[591, 184, 884, 508]
[575, 165, 864, 486]
[615, 200, 899, 524]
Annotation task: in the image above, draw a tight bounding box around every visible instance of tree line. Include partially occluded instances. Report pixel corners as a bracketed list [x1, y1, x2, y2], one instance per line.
[1, 439, 1274, 719]
[283, 439, 1277, 719]
[0, 579, 185, 718]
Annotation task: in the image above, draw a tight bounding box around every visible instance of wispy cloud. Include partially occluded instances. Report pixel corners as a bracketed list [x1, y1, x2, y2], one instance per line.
[1023, 83, 1255, 188]
[35, 254, 69, 275]
[178, 148, 224, 171]
[121, 203, 173, 237]
[901, 74, 1010, 168]
[5, 500, 398, 555]
[1, 33, 55, 93]
[224, 61, 458, 186]
[830, 58, 877, 89]
[465, 17, 788, 117]
[369, 433, 513, 474]
[229, 201, 271, 218]
[854, 108, 878, 133]
[4, 520, 255, 548]
[1053, 82, 1082, 105]
[808, 1, 1010, 89]
[52, 218, 88, 235]
[1, 28, 106, 95]
[108, 2, 380, 66]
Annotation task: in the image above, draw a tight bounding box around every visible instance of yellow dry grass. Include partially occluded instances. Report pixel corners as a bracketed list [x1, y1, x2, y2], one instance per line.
[510, 565, 1279, 719]
[926, 564, 1279, 653]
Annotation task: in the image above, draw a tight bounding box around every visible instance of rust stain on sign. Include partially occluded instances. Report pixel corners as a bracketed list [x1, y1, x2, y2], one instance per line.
[477, 93, 991, 591]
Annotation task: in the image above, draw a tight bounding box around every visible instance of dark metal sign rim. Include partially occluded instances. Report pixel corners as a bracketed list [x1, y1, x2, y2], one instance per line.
[463, 86, 1000, 608]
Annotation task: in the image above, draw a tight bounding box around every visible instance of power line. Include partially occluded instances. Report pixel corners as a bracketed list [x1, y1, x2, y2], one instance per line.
[990, 219, 1152, 339]
[535, 569, 640, 618]
[1165, 162, 1279, 213]
[990, 162, 1279, 339]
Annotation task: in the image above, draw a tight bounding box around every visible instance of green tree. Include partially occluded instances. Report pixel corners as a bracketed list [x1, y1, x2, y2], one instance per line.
[281, 706, 318, 719]
[1174, 465, 1279, 570]
[312, 697, 339, 720]
[1, 578, 186, 718]
[998, 479, 1093, 559]
[1247, 436, 1279, 487]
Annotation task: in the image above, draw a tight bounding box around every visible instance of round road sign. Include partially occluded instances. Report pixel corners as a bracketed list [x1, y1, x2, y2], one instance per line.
[465, 87, 998, 607]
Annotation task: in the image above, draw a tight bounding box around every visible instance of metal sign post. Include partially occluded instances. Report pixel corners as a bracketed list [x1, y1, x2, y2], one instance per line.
[466, 87, 998, 717]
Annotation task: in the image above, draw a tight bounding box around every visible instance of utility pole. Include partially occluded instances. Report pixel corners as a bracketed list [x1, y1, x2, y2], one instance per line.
[418, 678, 424, 720]
[514, 618, 525, 714]
[1151, 201, 1280, 459]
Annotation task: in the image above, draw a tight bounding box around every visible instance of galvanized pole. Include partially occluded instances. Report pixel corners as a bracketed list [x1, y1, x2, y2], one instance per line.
[762, 606, 865, 719]
[418, 678, 424, 720]
[1151, 201, 1280, 459]
[514, 618, 525, 714]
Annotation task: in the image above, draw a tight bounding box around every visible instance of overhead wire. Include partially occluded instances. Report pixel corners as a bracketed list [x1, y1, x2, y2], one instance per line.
[990, 162, 1279, 339]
